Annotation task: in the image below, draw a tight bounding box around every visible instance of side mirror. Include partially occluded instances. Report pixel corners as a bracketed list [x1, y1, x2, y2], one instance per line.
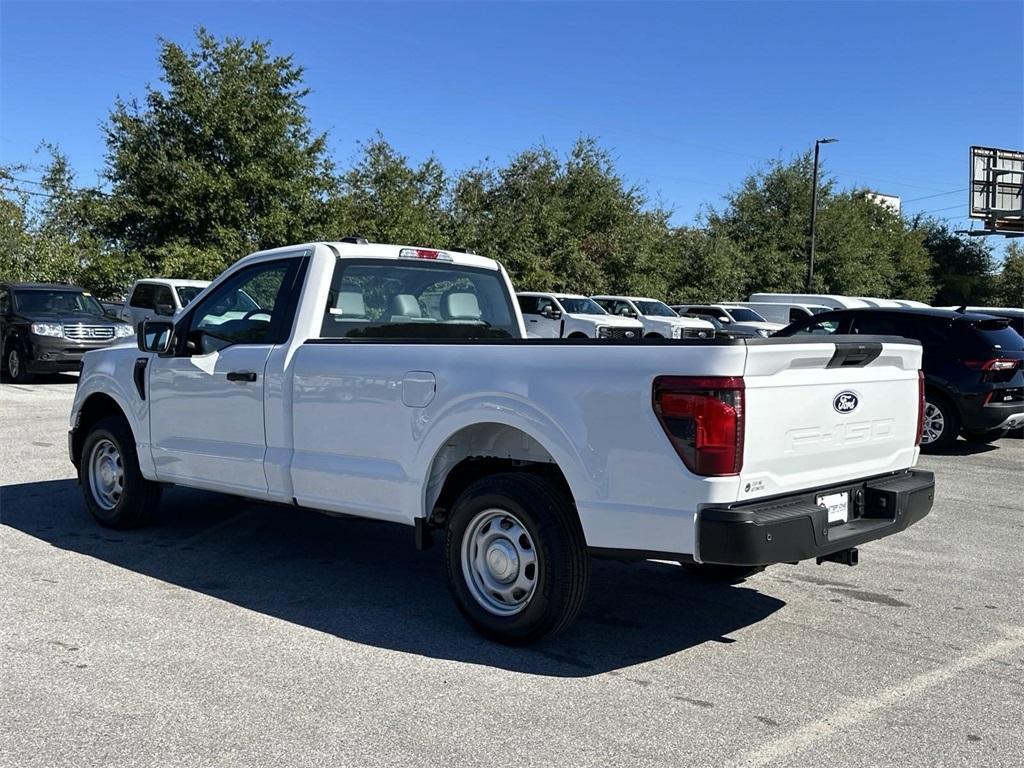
[719, 316, 731, 324]
[155, 303, 175, 317]
[138, 320, 174, 354]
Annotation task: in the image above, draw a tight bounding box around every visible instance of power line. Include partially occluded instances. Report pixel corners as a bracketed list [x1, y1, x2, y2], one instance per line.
[918, 204, 964, 214]
[903, 188, 967, 203]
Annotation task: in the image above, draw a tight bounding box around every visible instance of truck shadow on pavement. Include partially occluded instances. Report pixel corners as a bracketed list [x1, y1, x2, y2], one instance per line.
[1, 478, 785, 677]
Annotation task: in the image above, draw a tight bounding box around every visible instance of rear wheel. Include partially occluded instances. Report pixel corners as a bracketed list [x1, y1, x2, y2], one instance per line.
[445, 472, 590, 645]
[680, 562, 764, 584]
[962, 428, 1008, 444]
[79, 415, 162, 529]
[919, 393, 960, 453]
[645, 332, 663, 339]
[567, 332, 588, 339]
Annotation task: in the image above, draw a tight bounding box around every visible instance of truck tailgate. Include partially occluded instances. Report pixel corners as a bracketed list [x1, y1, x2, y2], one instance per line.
[738, 338, 922, 501]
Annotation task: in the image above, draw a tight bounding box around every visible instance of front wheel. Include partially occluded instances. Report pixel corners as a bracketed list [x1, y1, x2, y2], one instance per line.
[79, 415, 162, 529]
[919, 393, 960, 453]
[3, 344, 33, 384]
[645, 332, 663, 339]
[445, 472, 590, 645]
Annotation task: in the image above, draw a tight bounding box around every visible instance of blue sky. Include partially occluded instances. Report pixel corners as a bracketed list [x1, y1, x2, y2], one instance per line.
[2, 1, 1022, 248]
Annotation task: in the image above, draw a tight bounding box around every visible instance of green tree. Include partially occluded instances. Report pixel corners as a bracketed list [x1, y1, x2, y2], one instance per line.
[915, 218, 996, 306]
[996, 242, 1024, 307]
[102, 28, 334, 266]
[0, 167, 35, 282]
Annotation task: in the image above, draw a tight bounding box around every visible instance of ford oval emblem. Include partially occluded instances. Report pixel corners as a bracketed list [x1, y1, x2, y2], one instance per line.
[625, 331, 635, 338]
[833, 391, 859, 414]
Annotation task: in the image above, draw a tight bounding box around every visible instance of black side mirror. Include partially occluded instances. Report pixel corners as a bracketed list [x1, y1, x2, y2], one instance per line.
[155, 303, 175, 317]
[139, 320, 174, 354]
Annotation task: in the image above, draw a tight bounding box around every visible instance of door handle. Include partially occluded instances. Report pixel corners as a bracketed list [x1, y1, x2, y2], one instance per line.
[226, 371, 257, 383]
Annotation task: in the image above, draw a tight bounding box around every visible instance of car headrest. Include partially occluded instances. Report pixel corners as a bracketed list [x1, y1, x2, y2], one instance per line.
[388, 294, 422, 318]
[334, 283, 365, 318]
[442, 292, 480, 320]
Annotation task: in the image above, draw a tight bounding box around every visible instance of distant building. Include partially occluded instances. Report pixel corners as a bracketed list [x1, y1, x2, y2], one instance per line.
[862, 191, 902, 215]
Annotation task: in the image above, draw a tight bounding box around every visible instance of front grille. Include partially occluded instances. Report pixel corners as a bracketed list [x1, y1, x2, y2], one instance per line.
[681, 327, 714, 339]
[63, 324, 114, 341]
[598, 326, 641, 341]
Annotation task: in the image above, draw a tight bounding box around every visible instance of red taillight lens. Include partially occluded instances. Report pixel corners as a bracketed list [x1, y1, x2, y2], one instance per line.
[653, 376, 744, 476]
[915, 371, 925, 447]
[398, 247, 452, 261]
[962, 358, 1019, 371]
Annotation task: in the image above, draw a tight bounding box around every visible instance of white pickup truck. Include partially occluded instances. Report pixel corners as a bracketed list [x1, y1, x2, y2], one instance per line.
[69, 241, 935, 644]
[517, 292, 644, 339]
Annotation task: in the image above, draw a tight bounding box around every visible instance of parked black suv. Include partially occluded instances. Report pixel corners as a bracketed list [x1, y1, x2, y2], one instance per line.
[0, 283, 135, 383]
[776, 307, 1024, 451]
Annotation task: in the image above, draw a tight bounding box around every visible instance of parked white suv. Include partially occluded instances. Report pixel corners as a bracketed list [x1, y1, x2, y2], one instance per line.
[591, 296, 714, 339]
[70, 241, 934, 644]
[120, 279, 210, 327]
[517, 292, 643, 339]
[674, 304, 785, 337]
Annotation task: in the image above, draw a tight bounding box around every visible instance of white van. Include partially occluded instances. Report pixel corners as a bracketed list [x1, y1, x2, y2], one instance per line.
[748, 293, 873, 311]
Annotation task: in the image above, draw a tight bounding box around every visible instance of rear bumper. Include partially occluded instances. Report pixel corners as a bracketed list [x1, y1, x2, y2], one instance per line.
[697, 469, 935, 566]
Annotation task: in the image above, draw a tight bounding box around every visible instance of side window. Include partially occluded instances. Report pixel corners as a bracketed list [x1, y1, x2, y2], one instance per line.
[187, 260, 298, 354]
[153, 284, 174, 309]
[0, 289, 9, 315]
[517, 296, 540, 315]
[790, 317, 846, 336]
[130, 284, 155, 309]
[850, 315, 907, 338]
[789, 307, 809, 323]
[594, 299, 614, 313]
[536, 297, 556, 315]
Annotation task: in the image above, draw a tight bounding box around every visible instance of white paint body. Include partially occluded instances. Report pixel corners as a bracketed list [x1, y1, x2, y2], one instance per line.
[73, 242, 924, 558]
[673, 304, 786, 337]
[735, 302, 833, 325]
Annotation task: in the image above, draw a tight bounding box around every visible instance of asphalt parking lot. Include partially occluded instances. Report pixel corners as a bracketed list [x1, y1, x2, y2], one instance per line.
[1, 376, 1022, 768]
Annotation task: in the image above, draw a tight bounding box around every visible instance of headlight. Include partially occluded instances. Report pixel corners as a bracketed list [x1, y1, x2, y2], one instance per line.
[114, 324, 135, 338]
[671, 326, 683, 339]
[30, 322, 63, 337]
[597, 326, 611, 338]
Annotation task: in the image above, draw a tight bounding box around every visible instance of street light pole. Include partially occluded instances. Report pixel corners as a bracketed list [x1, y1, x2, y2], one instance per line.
[808, 137, 837, 291]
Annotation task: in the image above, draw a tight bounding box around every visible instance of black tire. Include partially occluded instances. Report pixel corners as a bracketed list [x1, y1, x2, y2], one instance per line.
[445, 472, 590, 645]
[680, 562, 764, 584]
[78, 415, 162, 529]
[962, 428, 1008, 444]
[567, 332, 588, 339]
[645, 332, 663, 339]
[3, 342, 34, 384]
[919, 392, 960, 453]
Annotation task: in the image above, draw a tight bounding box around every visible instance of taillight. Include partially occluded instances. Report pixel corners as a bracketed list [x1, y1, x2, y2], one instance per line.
[652, 376, 744, 476]
[915, 371, 925, 447]
[962, 358, 1019, 371]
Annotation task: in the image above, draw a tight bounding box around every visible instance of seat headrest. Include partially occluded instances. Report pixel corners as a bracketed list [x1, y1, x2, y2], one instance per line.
[388, 294, 422, 318]
[442, 292, 481, 320]
[334, 283, 365, 318]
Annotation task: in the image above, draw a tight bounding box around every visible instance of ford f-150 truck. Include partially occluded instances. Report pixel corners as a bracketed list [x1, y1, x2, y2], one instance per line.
[69, 241, 935, 644]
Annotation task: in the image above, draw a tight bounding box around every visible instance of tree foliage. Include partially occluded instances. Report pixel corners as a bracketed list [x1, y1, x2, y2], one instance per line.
[997, 242, 1024, 307]
[1, 29, 1009, 309]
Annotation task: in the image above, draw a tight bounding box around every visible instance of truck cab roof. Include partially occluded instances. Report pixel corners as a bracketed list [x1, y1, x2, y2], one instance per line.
[242, 241, 503, 273]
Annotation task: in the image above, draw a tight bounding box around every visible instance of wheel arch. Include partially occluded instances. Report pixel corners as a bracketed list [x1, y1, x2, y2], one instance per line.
[71, 392, 135, 468]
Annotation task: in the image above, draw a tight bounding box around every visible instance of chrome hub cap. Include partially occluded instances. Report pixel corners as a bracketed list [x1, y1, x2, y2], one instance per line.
[88, 438, 124, 511]
[461, 509, 538, 616]
[8, 350, 19, 378]
[922, 402, 944, 445]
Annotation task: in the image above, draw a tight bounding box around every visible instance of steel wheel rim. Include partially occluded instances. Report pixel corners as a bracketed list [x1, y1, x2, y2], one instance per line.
[88, 438, 124, 511]
[922, 402, 944, 444]
[8, 349, 19, 378]
[461, 508, 538, 616]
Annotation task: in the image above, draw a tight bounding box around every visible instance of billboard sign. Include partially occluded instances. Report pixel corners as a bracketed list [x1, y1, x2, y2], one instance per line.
[970, 146, 1023, 233]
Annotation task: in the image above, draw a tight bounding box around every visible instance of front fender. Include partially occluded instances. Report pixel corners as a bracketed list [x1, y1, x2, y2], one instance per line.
[72, 349, 156, 479]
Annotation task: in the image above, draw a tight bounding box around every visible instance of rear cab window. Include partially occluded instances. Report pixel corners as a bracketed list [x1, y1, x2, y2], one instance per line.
[320, 259, 519, 340]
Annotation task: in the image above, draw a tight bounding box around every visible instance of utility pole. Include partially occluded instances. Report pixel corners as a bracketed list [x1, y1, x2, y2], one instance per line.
[808, 137, 837, 291]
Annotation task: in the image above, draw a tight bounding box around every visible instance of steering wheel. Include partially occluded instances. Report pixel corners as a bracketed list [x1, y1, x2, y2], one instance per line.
[243, 309, 272, 320]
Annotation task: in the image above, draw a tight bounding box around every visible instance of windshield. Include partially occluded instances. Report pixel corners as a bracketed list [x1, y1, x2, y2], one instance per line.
[727, 307, 766, 322]
[558, 297, 606, 315]
[320, 259, 518, 340]
[634, 300, 677, 317]
[13, 289, 105, 317]
[175, 285, 204, 307]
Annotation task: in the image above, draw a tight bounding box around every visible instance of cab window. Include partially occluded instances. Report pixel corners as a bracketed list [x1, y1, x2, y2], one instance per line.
[130, 283, 156, 309]
[186, 259, 299, 354]
[789, 316, 848, 336]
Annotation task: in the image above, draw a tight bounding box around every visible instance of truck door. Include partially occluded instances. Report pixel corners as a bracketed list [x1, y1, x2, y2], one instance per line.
[147, 257, 304, 495]
[519, 295, 561, 337]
